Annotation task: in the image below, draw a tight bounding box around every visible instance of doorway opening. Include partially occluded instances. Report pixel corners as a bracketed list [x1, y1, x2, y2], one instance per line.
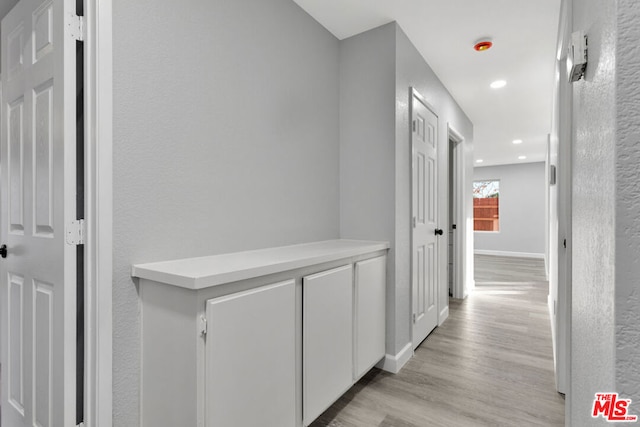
[447, 126, 465, 299]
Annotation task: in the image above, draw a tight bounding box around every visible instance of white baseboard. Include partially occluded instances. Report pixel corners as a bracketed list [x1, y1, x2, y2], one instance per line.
[548, 294, 558, 382]
[474, 249, 545, 259]
[376, 342, 413, 374]
[438, 305, 449, 326]
[548, 293, 557, 351]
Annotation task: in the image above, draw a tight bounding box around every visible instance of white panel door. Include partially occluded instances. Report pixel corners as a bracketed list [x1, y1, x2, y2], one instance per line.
[303, 265, 353, 426]
[205, 281, 296, 427]
[1, 0, 78, 426]
[411, 92, 439, 350]
[354, 256, 386, 379]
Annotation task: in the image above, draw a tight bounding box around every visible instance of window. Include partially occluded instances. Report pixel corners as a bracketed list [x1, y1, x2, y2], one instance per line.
[473, 180, 499, 231]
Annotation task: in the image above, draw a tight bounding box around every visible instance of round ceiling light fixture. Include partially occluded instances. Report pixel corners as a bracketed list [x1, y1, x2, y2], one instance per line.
[512, 139, 523, 144]
[474, 40, 493, 52]
[490, 80, 507, 89]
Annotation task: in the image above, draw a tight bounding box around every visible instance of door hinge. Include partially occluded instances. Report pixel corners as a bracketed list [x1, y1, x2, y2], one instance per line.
[68, 14, 85, 41]
[200, 316, 207, 337]
[412, 120, 417, 132]
[563, 238, 567, 249]
[413, 216, 417, 228]
[413, 313, 416, 323]
[66, 219, 85, 245]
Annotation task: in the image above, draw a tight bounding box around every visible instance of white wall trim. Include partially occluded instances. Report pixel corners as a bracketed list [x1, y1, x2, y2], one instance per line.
[376, 343, 413, 374]
[474, 249, 545, 259]
[84, 0, 113, 425]
[447, 123, 464, 143]
[438, 305, 449, 326]
[548, 294, 558, 372]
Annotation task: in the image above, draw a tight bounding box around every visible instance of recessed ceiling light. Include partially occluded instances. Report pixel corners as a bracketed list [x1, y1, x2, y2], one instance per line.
[476, 159, 484, 163]
[490, 80, 507, 89]
[518, 155, 527, 160]
[512, 139, 523, 144]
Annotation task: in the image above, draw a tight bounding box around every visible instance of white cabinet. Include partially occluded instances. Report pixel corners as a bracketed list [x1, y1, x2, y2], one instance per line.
[205, 280, 296, 427]
[302, 257, 386, 426]
[302, 266, 353, 425]
[133, 240, 388, 427]
[355, 256, 386, 378]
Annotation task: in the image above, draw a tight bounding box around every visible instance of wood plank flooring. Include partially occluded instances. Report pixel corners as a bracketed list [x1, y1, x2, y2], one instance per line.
[310, 255, 565, 427]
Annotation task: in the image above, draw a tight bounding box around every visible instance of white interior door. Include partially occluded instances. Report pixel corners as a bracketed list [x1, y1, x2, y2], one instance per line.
[411, 91, 439, 350]
[1, 0, 78, 425]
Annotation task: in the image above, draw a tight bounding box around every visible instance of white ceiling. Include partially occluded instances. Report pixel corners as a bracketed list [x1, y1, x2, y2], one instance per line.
[293, 0, 561, 167]
[1, 0, 561, 167]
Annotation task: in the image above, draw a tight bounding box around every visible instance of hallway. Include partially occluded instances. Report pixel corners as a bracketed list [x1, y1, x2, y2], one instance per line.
[311, 255, 564, 427]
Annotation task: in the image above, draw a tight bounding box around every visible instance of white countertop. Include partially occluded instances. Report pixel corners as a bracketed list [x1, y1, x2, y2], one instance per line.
[131, 239, 389, 290]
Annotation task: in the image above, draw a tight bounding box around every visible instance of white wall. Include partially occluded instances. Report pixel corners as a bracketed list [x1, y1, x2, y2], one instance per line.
[614, 0, 640, 410]
[340, 22, 474, 359]
[568, 0, 618, 424]
[112, 0, 340, 424]
[474, 162, 546, 256]
[569, 0, 617, 423]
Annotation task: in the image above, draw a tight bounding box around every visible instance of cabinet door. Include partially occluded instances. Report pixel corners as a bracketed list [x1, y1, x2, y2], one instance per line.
[354, 256, 386, 379]
[303, 265, 353, 425]
[205, 280, 296, 427]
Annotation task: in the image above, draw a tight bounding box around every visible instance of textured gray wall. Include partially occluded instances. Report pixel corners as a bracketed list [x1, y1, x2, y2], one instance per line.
[474, 162, 546, 255]
[340, 23, 473, 356]
[339, 23, 397, 350]
[112, 0, 340, 424]
[570, 0, 617, 424]
[615, 0, 640, 410]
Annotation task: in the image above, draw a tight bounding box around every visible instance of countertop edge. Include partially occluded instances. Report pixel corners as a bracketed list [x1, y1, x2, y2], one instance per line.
[132, 239, 390, 290]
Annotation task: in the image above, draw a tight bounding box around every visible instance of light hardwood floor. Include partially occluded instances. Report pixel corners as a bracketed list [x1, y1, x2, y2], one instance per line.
[310, 255, 565, 427]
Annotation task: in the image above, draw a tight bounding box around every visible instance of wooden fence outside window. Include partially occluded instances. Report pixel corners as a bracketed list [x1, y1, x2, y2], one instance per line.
[473, 197, 499, 231]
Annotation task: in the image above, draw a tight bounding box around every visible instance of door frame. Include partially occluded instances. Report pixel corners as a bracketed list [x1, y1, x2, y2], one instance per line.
[0, 1, 111, 423]
[447, 124, 467, 299]
[555, 62, 572, 398]
[83, 1, 112, 425]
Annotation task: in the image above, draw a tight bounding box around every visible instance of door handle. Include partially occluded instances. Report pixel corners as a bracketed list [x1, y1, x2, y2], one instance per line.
[0, 244, 7, 258]
[434, 229, 444, 236]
